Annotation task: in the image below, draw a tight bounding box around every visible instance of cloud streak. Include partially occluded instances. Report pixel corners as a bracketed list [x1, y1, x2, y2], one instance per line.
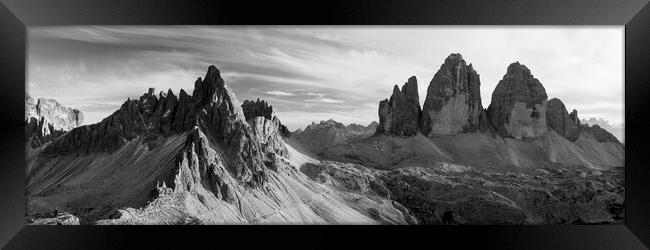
[305, 97, 345, 104]
[265, 90, 295, 96]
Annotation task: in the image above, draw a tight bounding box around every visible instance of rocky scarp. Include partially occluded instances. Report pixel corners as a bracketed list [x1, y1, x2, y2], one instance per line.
[546, 98, 581, 141]
[242, 98, 291, 137]
[376, 76, 421, 136]
[421, 53, 483, 135]
[487, 62, 548, 139]
[40, 65, 270, 187]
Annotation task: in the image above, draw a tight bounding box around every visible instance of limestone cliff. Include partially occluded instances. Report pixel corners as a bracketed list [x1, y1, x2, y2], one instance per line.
[487, 62, 548, 139]
[421, 53, 483, 135]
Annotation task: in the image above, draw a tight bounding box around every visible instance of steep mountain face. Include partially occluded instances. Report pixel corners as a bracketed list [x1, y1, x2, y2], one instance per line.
[27, 66, 415, 225]
[421, 53, 483, 135]
[546, 98, 581, 141]
[25, 94, 84, 148]
[291, 119, 377, 154]
[376, 76, 421, 136]
[242, 98, 291, 137]
[487, 62, 548, 139]
[25, 116, 65, 148]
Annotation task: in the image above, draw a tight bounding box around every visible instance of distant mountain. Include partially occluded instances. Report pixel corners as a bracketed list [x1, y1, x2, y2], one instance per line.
[581, 117, 624, 143]
[289, 119, 377, 154]
[25, 94, 83, 131]
[25, 94, 83, 148]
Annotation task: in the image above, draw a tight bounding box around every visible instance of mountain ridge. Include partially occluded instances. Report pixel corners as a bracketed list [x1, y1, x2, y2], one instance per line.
[27, 65, 417, 225]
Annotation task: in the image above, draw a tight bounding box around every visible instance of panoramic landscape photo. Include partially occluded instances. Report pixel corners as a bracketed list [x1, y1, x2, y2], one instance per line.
[25, 26, 624, 225]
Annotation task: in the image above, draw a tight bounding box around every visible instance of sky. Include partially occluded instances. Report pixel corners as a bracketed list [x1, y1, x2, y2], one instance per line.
[27, 26, 624, 140]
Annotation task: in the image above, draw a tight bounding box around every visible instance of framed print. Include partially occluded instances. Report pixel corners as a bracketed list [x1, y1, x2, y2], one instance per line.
[0, 0, 649, 249]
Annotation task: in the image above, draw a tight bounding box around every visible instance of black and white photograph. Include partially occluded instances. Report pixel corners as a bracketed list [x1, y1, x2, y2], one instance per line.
[25, 26, 625, 225]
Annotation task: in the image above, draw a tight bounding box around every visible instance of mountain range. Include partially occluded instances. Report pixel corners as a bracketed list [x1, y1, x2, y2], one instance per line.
[25, 54, 624, 225]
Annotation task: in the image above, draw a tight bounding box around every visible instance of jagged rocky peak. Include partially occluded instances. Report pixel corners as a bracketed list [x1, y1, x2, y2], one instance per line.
[421, 53, 483, 135]
[45, 65, 249, 153]
[42, 65, 279, 188]
[487, 61, 548, 139]
[308, 119, 346, 130]
[293, 118, 377, 154]
[191, 65, 247, 124]
[546, 98, 580, 141]
[242, 98, 274, 120]
[193, 66, 223, 104]
[376, 76, 421, 136]
[241, 98, 291, 137]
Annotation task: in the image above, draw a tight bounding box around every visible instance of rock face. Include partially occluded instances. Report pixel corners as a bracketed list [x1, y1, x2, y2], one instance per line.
[25, 116, 66, 148]
[569, 110, 581, 128]
[546, 98, 581, 141]
[25, 94, 83, 147]
[241, 98, 291, 137]
[25, 94, 84, 131]
[248, 116, 289, 160]
[376, 76, 421, 136]
[487, 62, 548, 139]
[25, 94, 38, 120]
[421, 53, 483, 135]
[242, 98, 274, 120]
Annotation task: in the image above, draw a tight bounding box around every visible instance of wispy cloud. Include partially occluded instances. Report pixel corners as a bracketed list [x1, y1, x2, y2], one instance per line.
[265, 90, 295, 96]
[305, 97, 345, 104]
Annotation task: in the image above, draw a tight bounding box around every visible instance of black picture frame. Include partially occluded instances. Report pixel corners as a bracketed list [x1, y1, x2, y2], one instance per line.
[1, 0, 649, 249]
